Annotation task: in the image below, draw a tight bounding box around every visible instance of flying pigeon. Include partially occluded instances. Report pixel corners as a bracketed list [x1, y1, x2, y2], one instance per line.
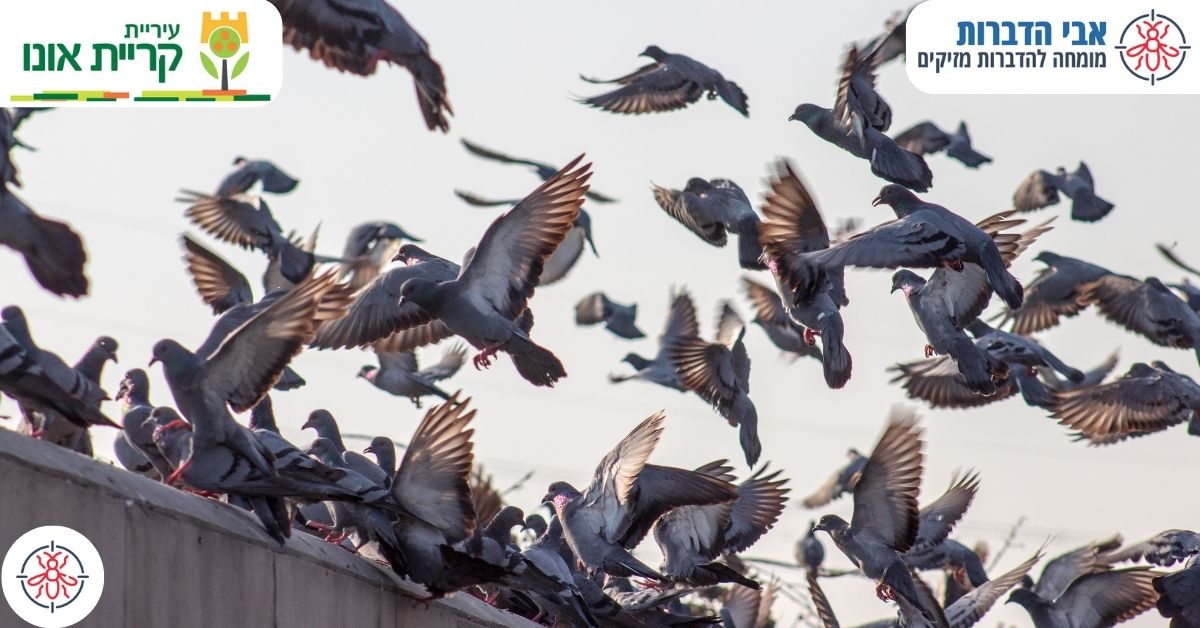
[893, 121, 992, 168]
[1077, 275, 1200, 364]
[542, 411, 738, 580]
[177, 192, 316, 285]
[0, 190, 89, 298]
[455, 196, 600, 287]
[216, 157, 299, 197]
[579, 46, 748, 116]
[757, 159, 853, 388]
[860, 7, 912, 66]
[666, 298, 761, 467]
[459, 139, 617, 203]
[338, 221, 423, 291]
[741, 277, 822, 363]
[651, 177, 765, 271]
[903, 473, 987, 586]
[393, 157, 592, 387]
[1102, 530, 1200, 568]
[1014, 162, 1114, 222]
[995, 252, 1112, 335]
[800, 447, 867, 508]
[609, 289, 698, 392]
[813, 409, 949, 625]
[574, 292, 645, 339]
[358, 342, 467, 407]
[1007, 566, 1159, 627]
[1049, 361, 1200, 444]
[267, 0, 451, 131]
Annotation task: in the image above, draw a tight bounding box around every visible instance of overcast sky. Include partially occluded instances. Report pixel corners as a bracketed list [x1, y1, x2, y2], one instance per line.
[4, 1, 1198, 625]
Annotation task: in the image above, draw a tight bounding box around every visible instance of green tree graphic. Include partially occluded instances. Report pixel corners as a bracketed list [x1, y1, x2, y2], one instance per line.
[200, 26, 249, 90]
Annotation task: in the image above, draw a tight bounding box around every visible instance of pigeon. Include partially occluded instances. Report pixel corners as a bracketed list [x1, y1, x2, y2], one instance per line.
[148, 407, 194, 472]
[654, 461, 789, 588]
[1154, 558, 1200, 627]
[651, 178, 765, 270]
[180, 234, 255, 315]
[542, 411, 739, 580]
[756, 159, 852, 388]
[666, 298, 761, 467]
[609, 289, 697, 392]
[150, 271, 349, 479]
[177, 192, 316, 285]
[113, 370, 172, 480]
[459, 139, 617, 203]
[806, 557, 946, 628]
[517, 518, 600, 628]
[300, 409, 384, 483]
[903, 473, 987, 586]
[579, 46, 748, 116]
[216, 157, 299, 197]
[358, 342, 467, 407]
[893, 121, 992, 168]
[1167, 280, 1200, 314]
[0, 190, 89, 297]
[798, 522, 826, 573]
[23, 334, 118, 454]
[1049, 361, 1200, 444]
[800, 448, 867, 508]
[393, 157, 592, 387]
[338, 221, 423, 291]
[996, 252, 1113, 335]
[889, 355, 1019, 410]
[267, 0, 451, 131]
[813, 409, 948, 625]
[1102, 530, 1200, 568]
[741, 277, 822, 363]
[1077, 275, 1200, 364]
[1014, 162, 1114, 222]
[363, 436, 398, 479]
[966, 321, 1083, 382]
[793, 187, 1030, 311]
[575, 292, 645, 339]
[790, 48, 931, 191]
[1007, 566, 1159, 627]
[305, 437, 405, 549]
[310, 243, 460, 352]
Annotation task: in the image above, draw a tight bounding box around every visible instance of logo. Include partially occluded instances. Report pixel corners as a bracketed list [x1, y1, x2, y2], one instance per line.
[0, 0, 282, 107]
[2, 526, 104, 628]
[1116, 10, 1190, 84]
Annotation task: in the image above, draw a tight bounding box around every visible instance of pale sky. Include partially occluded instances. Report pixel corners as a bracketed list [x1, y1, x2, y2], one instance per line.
[4, 1, 1198, 625]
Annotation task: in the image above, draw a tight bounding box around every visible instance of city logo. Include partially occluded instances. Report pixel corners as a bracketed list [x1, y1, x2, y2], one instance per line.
[0, 0, 282, 107]
[1116, 10, 1190, 84]
[1, 526, 105, 628]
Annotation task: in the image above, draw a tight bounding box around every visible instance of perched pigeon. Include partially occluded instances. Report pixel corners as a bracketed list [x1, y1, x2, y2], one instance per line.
[813, 409, 948, 625]
[741, 277, 822, 363]
[996, 252, 1112, 335]
[306, 437, 405, 550]
[311, 243, 459, 352]
[0, 190, 89, 297]
[651, 178, 764, 270]
[1103, 530, 1200, 568]
[1078, 275, 1200, 364]
[114, 370, 171, 480]
[790, 48, 931, 191]
[0, 324, 110, 439]
[893, 121, 992, 168]
[216, 157, 299, 197]
[267, 0, 451, 131]
[1014, 162, 1114, 223]
[393, 157, 593, 386]
[579, 46, 748, 116]
[148, 407, 193, 472]
[363, 436, 398, 479]
[459, 139, 617, 203]
[800, 448, 867, 509]
[300, 409, 385, 482]
[757, 159, 852, 388]
[1154, 558, 1200, 627]
[654, 461, 789, 588]
[609, 289, 697, 392]
[358, 342, 467, 407]
[667, 299, 761, 467]
[21, 334, 118, 454]
[1049, 361, 1200, 444]
[542, 411, 739, 580]
[575, 292, 645, 339]
[150, 271, 349, 480]
[338, 221, 422, 291]
[1007, 566, 1159, 627]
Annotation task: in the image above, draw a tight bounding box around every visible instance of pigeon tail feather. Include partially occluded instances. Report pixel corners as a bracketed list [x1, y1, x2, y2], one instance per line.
[502, 335, 566, 387]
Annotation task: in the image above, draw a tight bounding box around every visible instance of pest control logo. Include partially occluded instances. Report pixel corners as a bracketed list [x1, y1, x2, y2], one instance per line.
[2, 526, 105, 628]
[0, 0, 282, 107]
[1116, 10, 1190, 84]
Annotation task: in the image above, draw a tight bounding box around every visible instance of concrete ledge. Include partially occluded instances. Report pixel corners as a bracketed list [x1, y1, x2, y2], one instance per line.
[0, 428, 536, 627]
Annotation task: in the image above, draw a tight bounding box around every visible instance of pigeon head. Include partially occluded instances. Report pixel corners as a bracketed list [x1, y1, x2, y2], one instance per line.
[684, 177, 713, 195]
[363, 436, 394, 457]
[117, 368, 150, 404]
[95, 336, 119, 363]
[524, 513, 549, 538]
[890, 270, 926, 296]
[1006, 581, 1045, 609]
[485, 506, 528, 541]
[357, 365, 377, 381]
[788, 103, 824, 126]
[305, 437, 341, 465]
[812, 514, 849, 539]
[1, 305, 26, 326]
[392, 243, 431, 264]
[302, 409, 337, 436]
[1127, 362, 1158, 378]
[1032, 251, 1061, 266]
[249, 396, 277, 432]
[542, 481, 582, 511]
[640, 45, 668, 61]
[149, 406, 188, 430]
[621, 353, 653, 371]
[872, 184, 920, 211]
[232, 156, 247, 166]
[149, 339, 196, 375]
[397, 278, 441, 309]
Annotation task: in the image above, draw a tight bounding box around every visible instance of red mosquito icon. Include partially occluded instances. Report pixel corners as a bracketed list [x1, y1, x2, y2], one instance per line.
[1126, 20, 1181, 72]
[25, 550, 79, 602]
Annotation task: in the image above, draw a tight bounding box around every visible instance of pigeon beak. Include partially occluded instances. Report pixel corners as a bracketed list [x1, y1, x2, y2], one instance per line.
[787, 113, 798, 121]
[890, 284, 900, 293]
[363, 444, 375, 454]
[871, 195, 883, 207]
[540, 492, 554, 505]
[148, 356, 159, 367]
[110, 350, 120, 363]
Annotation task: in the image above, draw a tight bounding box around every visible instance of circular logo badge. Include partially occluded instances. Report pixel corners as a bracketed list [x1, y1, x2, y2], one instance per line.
[1, 526, 104, 628]
[1115, 9, 1191, 85]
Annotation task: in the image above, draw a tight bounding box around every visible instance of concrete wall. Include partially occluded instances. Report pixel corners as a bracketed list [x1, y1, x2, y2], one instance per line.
[0, 428, 536, 627]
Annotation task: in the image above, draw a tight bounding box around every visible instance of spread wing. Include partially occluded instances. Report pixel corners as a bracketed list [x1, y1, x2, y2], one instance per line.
[1054, 568, 1159, 627]
[181, 234, 253, 314]
[1013, 170, 1061, 213]
[651, 184, 728, 246]
[580, 63, 704, 114]
[1049, 367, 1192, 445]
[893, 121, 950, 156]
[834, 45, 892, 146]
[178, 190, 279, 250]
[1079, 275, 1193, 346]
[580, 412, 666, 540]
[393, 393, 477, 543]
[741, 277, 792, 328]
[909, 472, 979, 555]
[724, 466, 790, 553]
[460, 139, 549, 170]
[850, 408, 923, 551]
[946, 551, 1041, 627]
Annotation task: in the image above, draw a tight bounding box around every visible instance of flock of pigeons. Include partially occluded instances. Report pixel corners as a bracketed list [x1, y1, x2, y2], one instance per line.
[0, 1, 1198, 627]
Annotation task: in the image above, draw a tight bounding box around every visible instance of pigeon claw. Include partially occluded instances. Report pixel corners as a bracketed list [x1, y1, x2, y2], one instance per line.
[875, 581, 897, 602]
[924, 344, 935, 358]
[803, 327, 821, 347]
[165, 460, 192, 487]
[472, 345, 500, 370]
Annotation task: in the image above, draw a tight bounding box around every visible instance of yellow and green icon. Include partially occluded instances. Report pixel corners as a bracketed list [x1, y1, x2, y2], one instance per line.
[200, 12, 249, 91]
